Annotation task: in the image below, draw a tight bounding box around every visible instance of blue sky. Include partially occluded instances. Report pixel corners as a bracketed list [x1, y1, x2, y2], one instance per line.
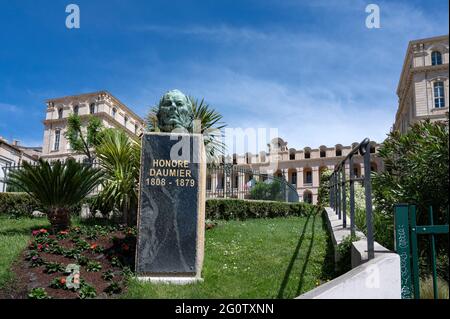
[0, 0, 448, 153]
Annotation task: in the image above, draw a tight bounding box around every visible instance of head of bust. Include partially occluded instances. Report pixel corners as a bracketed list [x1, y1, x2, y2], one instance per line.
[156, 89, 193, 132]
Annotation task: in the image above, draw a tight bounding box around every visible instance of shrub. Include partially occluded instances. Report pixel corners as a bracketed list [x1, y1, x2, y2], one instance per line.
[205, 199, 317, 220]
[317, 168, 332, 207]
[0, 192, 42, 217]
[250, 180, 283, 201]
[336, 234, 360, 275]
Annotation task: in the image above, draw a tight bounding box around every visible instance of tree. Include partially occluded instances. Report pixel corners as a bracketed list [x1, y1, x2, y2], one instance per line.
[250, 180, 282, 201]
[65, 114, 104, 163]
[317, 168, 332, 207]
[373, 119, 449, 218]
[94, 128, 140, 226]
[7, 159, 102, 232]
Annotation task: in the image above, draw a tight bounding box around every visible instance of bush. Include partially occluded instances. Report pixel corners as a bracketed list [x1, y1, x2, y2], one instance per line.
[205, 199, 317, 220]
[336, 234, 360, 275]
[0, 192, 98, 218]
[0, 192, 42, 217]
[317, 169, 332, 207]
[249, 180, 283, 201]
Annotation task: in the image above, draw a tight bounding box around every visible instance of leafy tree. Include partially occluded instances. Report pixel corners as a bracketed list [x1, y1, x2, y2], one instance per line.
[373, 119, 449, 218]
[94, 128, 140, 226]
[317, 168, 332, 207]
[7, 159, 102, 232]
[65, 114, 104, 163]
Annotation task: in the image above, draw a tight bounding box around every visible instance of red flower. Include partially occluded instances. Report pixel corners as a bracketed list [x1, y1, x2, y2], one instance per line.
[59, 230, 69, 235]
[39, 229, 47, 234]
[90, 243, 98, 250]
[32, 230, 40, 236]
[37, 244, 43, 251]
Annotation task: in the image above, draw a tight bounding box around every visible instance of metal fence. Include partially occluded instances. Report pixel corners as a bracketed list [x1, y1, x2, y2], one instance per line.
[329, 138, 375, 260]
[206, 164, 299, 202]
[1, 159, 103, 194]
[2, 160, 299, 203]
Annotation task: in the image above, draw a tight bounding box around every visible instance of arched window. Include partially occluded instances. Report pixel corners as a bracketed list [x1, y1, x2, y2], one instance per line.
[89, 103, 95, 114]
[135, 124, 139, 134]
[303, 168, 312, 185]
[431, 51, 442, 66]
[434, 82, 445, 108]
[124, 115, 128, 127]
[73, 105, 79, 115]
[336, 148, 342, 157]
[112, 107, 117, 118]
[320, 150, 326, 158]
[304, 151, 310, 159]
[289, 152, 295, 160]
[58, 108, 63, 119]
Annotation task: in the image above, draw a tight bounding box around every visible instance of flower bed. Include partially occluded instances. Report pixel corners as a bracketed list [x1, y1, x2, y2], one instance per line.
[8, 224, 136, 299]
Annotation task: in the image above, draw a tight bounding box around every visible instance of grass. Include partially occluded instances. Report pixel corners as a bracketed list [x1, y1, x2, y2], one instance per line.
[420, 276, 449, 299]
[0, 213, 334, 299]
[124, 214, 334, 299]
[0, 216, 49, 287]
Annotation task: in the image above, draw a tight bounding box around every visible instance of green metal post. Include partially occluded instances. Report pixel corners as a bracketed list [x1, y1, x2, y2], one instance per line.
[394, 204, 413, 299]
[428, 206, 438, 299]
[409, 205, 420, 299]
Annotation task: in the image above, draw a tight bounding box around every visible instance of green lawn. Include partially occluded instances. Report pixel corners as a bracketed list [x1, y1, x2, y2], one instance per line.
[124, 214, 334, 299]
[0, 216, 49, 287]
[0, 213, 334, 299]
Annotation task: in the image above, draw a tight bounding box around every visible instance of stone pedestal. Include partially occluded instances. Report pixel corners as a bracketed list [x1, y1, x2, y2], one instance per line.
[135, 132, 206, 284]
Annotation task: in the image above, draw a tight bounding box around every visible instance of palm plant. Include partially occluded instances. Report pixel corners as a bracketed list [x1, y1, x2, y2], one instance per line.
[94, 128, 140, 226]
[7, 159, 102, 232]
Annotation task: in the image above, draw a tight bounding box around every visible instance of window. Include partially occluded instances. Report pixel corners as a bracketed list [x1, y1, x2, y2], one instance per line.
[112, 107, 117, 118]
[58, 108, 63, 119]
[304, 151, 310, 159]
[291, 172, 297, 185]
[54, 130, 61, 151]
[370, 145, 376, 153]
[320, 150, 326, 158]
[289, 153, 295, 160]
[124, 115, 128, 127]
[304, 170, 312, 184]
[206, 176, 212, 190]
[431, 51, 442, 66]
[89, 103, 95, 114]
[336, 149, 342, 156]
[73, 105, 79, 115]
[434, 82, 445, 108]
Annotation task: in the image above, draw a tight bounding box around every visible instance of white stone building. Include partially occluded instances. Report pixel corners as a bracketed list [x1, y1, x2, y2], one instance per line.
[0, 138, 40, 191]
[394, 35, 449, 133]
[41, 91, 145, 161]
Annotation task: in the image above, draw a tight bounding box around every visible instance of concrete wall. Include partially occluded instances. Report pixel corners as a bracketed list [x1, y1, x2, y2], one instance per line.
[297, 207, 401, 299]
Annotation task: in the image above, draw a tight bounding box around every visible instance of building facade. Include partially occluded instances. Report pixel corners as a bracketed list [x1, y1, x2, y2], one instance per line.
[394, 35, 449, 133]
[0, 138, 40, 191]
[207, 137, 383, 204]
[41, 91, 145, 161]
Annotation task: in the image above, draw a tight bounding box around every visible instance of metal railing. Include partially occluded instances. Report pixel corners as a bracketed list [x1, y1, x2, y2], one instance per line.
[329, 138, 375, 260]
[206, 163, 299, 202]
[1, 159, 102, 194]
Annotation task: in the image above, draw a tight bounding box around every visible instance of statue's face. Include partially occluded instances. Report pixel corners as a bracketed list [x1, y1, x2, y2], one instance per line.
[157, 90, 192, 132]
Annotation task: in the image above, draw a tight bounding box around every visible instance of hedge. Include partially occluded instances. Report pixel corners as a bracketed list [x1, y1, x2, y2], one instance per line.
[0, 192, 97, 218]
[0, 192, 42, 217]
[205, 198, 317, 220]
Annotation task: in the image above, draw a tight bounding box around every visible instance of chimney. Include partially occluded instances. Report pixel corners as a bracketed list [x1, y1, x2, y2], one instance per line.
[12, 139, 20, 146]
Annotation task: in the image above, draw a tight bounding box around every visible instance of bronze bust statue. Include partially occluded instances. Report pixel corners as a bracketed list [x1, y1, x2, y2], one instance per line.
[156, 89, 193, 132]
